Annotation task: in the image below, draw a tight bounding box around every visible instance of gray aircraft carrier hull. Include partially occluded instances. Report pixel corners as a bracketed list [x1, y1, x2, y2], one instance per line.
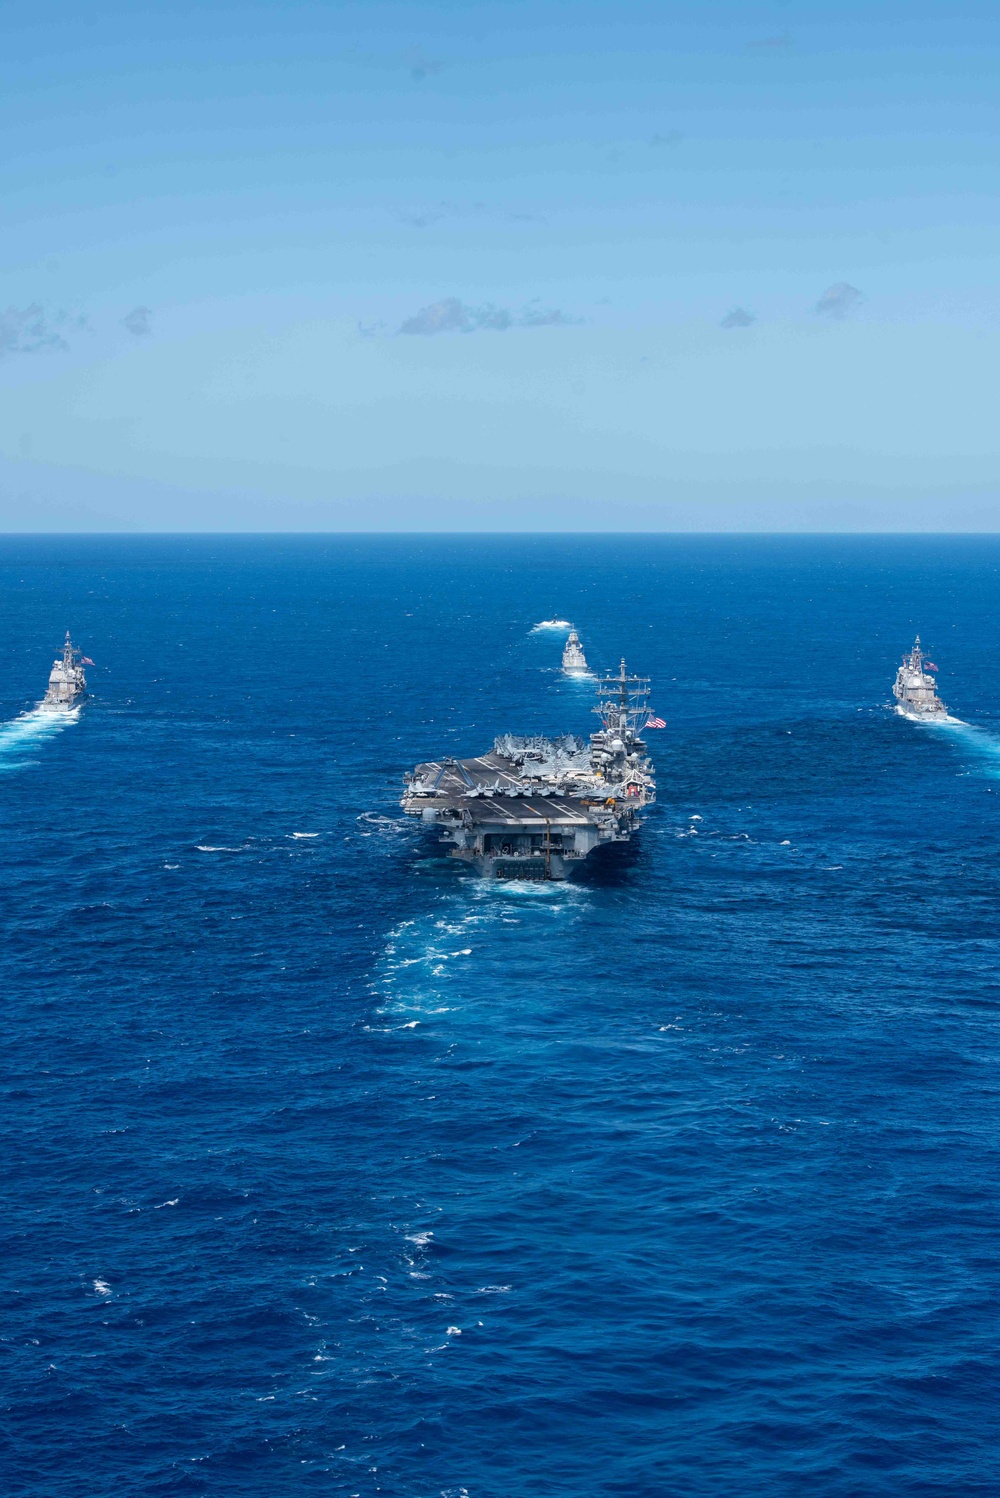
[401, 662, 657, 881]
[404, 743, 651, 881]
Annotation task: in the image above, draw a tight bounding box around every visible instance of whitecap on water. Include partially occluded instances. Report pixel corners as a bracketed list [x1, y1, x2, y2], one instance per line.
[357, 813, 406, 832]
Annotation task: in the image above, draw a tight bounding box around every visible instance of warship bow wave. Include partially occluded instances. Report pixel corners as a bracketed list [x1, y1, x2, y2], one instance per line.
[893, 636, 947, 719]
[561, 629, 589, 675]
[41, 633, 88, 710]
[402, 660, 656, 879]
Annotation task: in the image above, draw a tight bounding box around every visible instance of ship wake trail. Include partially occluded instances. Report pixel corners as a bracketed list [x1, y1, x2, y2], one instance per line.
[938, 720, 1000, 776]
[370, 881, 589, 1030]
[0, 706, 79, 772]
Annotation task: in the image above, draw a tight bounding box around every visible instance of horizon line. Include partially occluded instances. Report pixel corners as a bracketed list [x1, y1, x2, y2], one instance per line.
[3, 530, 1000, 540]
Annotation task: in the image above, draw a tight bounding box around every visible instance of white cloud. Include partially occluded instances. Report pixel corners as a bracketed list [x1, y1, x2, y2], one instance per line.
[814, 283, 864, 320]
[0, 304, 71, 356]
[122, 306, 153, 337]
[721, 307, 756, 329]
[398, 297, 576, 335]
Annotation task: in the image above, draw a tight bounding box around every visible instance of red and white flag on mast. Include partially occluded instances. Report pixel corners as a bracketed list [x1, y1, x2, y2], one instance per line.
[645, 716, 666, 729]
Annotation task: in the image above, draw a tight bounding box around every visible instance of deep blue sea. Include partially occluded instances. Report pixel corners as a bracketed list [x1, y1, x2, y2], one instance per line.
[3, 535, 1000, 1498]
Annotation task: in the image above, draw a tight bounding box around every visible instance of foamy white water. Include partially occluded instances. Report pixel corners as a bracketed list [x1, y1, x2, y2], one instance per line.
[936, 720, 1000, 775]
[372, 878, 589, 1026]
[0, 706, 79, 772]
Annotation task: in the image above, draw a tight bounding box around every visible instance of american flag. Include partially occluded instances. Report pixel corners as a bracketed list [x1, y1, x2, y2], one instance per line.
[645, 716, 666, 729]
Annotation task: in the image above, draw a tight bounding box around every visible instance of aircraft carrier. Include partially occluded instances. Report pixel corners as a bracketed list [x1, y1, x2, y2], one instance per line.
[401, 660, 657, 879]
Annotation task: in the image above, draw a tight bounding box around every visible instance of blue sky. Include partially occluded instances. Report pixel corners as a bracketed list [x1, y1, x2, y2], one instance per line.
[1, 0, 998, 530]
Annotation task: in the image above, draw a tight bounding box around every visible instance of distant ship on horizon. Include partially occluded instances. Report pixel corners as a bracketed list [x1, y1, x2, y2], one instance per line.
[893, 636, 948, 720]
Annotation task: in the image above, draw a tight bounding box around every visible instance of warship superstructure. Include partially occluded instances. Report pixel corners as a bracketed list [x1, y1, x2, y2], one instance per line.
[41, 633, 88, 710]
[893, 636, 947, 719]
[561, 629, 589, 675]
[402, 660, 656, 879]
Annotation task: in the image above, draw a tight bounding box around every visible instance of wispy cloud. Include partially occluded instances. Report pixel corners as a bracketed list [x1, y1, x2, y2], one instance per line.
[649, 131, 684, 148]
[813, 283, 864, 320]
[122, 306, 152, 337]
[519, 302, 574, 328]
[398, 203, 459, 229]
[720, 306, 756, 330]
[404, 47, 446, 81]
[398, 297, 577, 336]
[746, 34, 794, 52]
[0, 304, 80, 357]
[400, 299, 511, 334]
[396, 200, 492, 229]
[396, 200, 546, 229]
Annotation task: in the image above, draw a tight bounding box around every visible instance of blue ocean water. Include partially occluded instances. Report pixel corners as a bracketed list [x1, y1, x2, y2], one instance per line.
[3, 535, 999, 1498]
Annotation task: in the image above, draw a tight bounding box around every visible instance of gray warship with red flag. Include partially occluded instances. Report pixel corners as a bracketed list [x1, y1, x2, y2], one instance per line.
[402, 660, 659, 879]
[893, 636, 947, 719]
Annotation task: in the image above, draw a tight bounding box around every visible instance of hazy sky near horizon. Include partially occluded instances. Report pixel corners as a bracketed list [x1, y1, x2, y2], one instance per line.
[2, 0, 999, 531]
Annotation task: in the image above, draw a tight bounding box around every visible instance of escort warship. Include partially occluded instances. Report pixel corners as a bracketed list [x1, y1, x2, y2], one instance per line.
[402, 660, 657, 880]
[893, 636, 947, 719]
[41, 633, 89, 710]
[561, 629, 589, 675]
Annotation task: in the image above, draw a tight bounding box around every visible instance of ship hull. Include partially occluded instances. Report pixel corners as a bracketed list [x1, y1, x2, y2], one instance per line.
[472, 851, 573, 881]
[41, 689, 84, 710]
[449, 845, 620, 882]
[894, 704, 961, 724]
[38, 699, 82, 714]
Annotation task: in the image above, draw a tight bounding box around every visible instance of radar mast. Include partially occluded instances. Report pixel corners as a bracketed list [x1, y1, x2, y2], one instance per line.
[593, 659, 650, 740]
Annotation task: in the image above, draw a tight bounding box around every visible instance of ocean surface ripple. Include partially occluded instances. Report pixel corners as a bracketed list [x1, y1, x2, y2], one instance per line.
[3, 536, 999, 1497]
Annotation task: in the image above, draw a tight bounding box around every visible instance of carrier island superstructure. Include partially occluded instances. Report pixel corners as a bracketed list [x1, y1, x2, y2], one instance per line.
[401, 661, 656, 879]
